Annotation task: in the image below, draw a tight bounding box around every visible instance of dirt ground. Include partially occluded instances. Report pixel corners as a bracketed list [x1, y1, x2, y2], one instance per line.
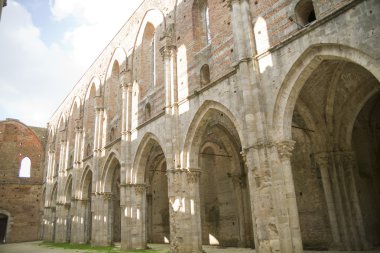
[1, 241, 380, 253]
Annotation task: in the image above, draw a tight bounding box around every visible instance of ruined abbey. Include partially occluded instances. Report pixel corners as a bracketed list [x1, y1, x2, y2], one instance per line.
[37, 0, 380, 252]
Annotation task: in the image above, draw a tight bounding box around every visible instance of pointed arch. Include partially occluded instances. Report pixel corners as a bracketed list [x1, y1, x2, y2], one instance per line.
[85, 76, 102, 100]
[69, 96, 82, 120]
[57, 113, 67, 132]
[19, 157, 31, 178]
[182, 100, 245, 169]
[50, 182, 58, 207]
[133, 9, 166, 52]
[100, 151, 121, 192]
[273, 43, 380, 140]
[105, 47, 128, 82]
[78, 166, 93, 200]
[130, 132, 166, 184]
[63, 175, 73, 204]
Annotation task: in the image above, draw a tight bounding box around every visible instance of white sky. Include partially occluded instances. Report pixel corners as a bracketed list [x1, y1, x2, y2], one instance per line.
[0, 0, 143, 127]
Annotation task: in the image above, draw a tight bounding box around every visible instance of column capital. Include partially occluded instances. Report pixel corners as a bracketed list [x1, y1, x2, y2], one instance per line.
[101, 192, 113, 200]
[227, 0, 241, 8]
[314, 152, 330, 168]
[167, 168, 186, 175]
[276, 139, 296, 160]
[186, 168, 201, 184]
[160, 45, 177, 58]
[134, 184, 146, 195]
[340, 151, 355, 164]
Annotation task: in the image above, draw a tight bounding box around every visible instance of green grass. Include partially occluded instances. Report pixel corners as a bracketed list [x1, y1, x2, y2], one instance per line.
[40, 242, 161, 253]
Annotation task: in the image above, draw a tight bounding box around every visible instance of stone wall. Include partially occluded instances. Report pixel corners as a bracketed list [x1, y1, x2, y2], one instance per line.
[42, 0, 380, 252]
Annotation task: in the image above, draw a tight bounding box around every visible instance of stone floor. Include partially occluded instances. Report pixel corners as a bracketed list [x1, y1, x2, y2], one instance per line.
[1, 241, 380, 253]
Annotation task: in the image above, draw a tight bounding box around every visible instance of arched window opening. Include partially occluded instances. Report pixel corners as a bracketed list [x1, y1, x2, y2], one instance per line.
[295, 0, 316, 27]
[192, 0, 211, 49]
[145, 103, 151, 120]
[200, 64, 211, 86]
[19, 157, 31, 178]
[140, 23, 156, 98]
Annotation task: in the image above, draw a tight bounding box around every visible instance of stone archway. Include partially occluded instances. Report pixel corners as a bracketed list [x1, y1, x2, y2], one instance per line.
[0, 210, 11, 244]
[352, 92, 380, 247]
[132, 134, 170, 246]
[96, 152, 121, 246]
[186, 105, 254, 249]
[283, 55, 380, 249]
[0, 214, 7, 243]
[74, 166, 93, 244]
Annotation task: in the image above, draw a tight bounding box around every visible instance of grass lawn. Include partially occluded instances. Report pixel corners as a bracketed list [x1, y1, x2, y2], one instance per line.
[40, 242, 167, 253]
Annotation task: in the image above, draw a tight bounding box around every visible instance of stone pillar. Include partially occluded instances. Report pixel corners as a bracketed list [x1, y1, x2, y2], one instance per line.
[166, 169, 202, 253]
[229, 0, 247, 60]
[121, 184, 146, 250]
[315, 153, 341, 248]
[70, 198, 89, 244]
[54, 203, 66, 242]
[244, 146, 282, 253]
[186, 169, 202, 253]
[276, 140, 303, 253]
[43, 207, 56, 242]
[231, 174, 248, 247]
[59, 139, 67, 175]
[315, 151, 370, 250]
[338, 152, 369, 249]
[47, 149, 55, 180]
[73, 120, 83, 166]
[160, 45, 175, 113]
[91, 192, 113, 246]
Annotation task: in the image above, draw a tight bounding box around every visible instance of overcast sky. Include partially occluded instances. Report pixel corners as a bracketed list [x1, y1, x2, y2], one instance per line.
[0, 0, 143, 127]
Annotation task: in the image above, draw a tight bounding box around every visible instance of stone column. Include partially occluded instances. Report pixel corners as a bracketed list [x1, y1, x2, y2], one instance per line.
[134, 184, 147, 249]
[166, 168, 202, 253]
[276, 140, 303, 253]
[54, 202, 66, 242]
[47, 148, 55, 180]
[186, 169, 202, 253]
[244, 146, 282, 253]
[59, 138, 67, 175]
[315, 153, 341, 247]
[93, 102, 104, 193]
[70, 198, 88, 244]
[43, 207, 56, 242]
[91, 192, 113, 246]
[121, 184, 147, 250]
[339, 152, 369, 249]
[160, 45, 176, 114]
[73, 120, 83, 166]
[231, 174, 247, 247]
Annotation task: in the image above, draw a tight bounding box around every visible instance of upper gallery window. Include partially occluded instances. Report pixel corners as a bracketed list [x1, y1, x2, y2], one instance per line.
[19, 157, 31, 178]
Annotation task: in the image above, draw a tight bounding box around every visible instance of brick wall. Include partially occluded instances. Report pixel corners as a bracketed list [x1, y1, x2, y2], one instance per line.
[0, 119, 46, 242]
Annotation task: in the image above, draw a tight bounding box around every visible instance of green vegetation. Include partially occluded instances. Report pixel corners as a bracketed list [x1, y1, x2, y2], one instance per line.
[40, 242, 164, 253]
